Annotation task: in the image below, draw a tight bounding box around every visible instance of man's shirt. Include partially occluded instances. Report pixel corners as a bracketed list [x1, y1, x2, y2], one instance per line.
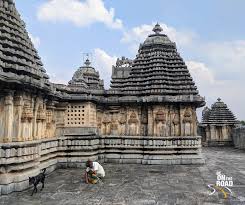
[86, 162, 105, 177]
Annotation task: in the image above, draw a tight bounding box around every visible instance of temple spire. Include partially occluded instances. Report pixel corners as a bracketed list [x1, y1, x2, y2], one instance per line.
[152, 23, 163, 34]
[84, 58, 91, 66]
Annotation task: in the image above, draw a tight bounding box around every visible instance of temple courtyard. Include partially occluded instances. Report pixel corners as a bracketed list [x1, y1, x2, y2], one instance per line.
[0, 147, 245, 205]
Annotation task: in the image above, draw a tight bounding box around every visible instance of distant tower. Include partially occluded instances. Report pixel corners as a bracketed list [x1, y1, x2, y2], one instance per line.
[200, 98, 239, 146]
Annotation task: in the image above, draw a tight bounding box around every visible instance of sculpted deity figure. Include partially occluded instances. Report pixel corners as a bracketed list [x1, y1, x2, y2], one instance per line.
[155, 110, 167, 136]
[110, 114, 118, 135]
[183, 108, 193, 136]
[128, 111, 138, 136]
[21, 101, 33, 122]
[102, 112, 111, 135]
[172, 111, 180, 136]
[119, 110, 127, 135]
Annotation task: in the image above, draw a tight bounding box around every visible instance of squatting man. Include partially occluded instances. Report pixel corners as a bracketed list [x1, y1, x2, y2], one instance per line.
[84, 160, 105, 184]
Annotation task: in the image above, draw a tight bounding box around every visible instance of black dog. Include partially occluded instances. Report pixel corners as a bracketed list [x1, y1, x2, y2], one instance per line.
[29, 168, 46, 196]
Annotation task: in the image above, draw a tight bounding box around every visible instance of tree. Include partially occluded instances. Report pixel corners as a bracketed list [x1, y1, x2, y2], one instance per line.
[240, 120, 245, 126]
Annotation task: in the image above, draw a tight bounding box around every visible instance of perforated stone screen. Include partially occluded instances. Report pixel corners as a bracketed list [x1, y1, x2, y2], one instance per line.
[65, 103, 96, 127]
[65, 104, 86, 126]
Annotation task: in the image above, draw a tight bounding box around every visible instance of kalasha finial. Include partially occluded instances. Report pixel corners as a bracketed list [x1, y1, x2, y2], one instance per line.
[153, 23, 163, 34]
[84, 58, 91, 66]
[217, 97, 221, 102]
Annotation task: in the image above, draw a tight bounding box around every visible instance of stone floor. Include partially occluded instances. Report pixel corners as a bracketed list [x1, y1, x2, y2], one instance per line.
[1, 147, 245, 205]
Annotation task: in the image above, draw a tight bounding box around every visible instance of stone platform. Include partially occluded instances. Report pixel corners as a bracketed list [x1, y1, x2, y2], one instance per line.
[0, 147, 245, 205]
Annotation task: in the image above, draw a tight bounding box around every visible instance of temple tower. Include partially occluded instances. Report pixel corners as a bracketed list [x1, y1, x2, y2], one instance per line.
[200, 98, 239, 146]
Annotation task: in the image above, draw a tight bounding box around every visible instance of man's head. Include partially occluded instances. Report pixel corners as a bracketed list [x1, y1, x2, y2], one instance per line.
[86, 159, 93, 168]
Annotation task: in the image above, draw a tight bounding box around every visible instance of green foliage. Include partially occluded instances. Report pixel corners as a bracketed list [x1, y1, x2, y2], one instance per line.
[240, 120, 245, 125]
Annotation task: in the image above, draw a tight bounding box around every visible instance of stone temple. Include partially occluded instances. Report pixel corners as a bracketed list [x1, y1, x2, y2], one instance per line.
[199, 98, 239, 146]
[0, 0, 207, 194]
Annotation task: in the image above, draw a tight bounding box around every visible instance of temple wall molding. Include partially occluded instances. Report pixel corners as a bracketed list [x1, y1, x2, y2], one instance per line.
[0, 133, 203, 195]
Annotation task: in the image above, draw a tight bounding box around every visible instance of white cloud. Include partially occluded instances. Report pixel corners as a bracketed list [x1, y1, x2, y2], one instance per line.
[121, 22, 196, 53]
[94, 48, 117, 88]
[199, 40, 245, 80]
[29, 34, 41, 48]
[37, 0, 123, 29]
[186, 60, 245, 120]
[186, 61, 216, 86]
[48, 72, 68, 85]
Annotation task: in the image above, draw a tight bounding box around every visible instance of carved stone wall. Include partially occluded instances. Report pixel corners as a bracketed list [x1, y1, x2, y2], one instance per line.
[96, 104, 197, 137]
[232, 126, 245, 149]
[0, 133, 203, 195]
[200, 124, 235, 146]
[0, 91, 57, 143]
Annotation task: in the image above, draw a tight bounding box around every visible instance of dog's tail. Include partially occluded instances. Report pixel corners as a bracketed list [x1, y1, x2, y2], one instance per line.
[42, 168, 46, 174]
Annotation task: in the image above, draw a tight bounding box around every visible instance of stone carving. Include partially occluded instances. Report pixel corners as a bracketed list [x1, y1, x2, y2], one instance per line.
[116, 56, 133, 67]
[21, 102, 33, 122]
[155, 110, 166, 123]
[97, 117, 102, 128]
[110, 114, 118, 135]
[46, 110, 53, 128]
[119, 111, 127, 124]
[172, 111, 180, 136]
[128, 112, 138, 124]
[102, 112, 111, 124]
[102, 112, 111, 135]
[37, 106, 46, 121]
[141, 111, 148, 124]
[183, 108, 193, 136]
[128, 112, 138, 136]
[183, 108, 192, 123]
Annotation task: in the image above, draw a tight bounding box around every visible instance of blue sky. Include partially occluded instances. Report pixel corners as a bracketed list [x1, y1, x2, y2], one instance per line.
[15, 0, 245, 120]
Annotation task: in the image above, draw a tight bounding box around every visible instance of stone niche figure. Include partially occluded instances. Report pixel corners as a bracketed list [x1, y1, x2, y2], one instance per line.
[128, 112, 138, 136]
[118, 110, 127, 135]
[172, 111, 180, 136]
[102, 112, 111, 135]
[97, 116, 102, 134]
[183, 108, 193, 136]
[21, 102, 33, 141]
[36, 105, 46, 139]
[111, 114, 118, 135]
[155, 110, 166, 136]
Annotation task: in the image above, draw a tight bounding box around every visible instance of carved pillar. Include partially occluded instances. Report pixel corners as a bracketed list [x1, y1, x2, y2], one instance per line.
[210, 125, 216, 141]
[179, 105, 185, 136]
[46, 101, 56, 138]
[3, 91, 14, 143]
[222, 125, 228, 140]
[147, 106, 153, 136]
[193, 108, 198, 136]
[33, 97, 41, 140]
[13, 94, 24, 142]
[54, 102, 67, 137]
[21, 99, 34, 141]
[205, 126, 210, 142]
